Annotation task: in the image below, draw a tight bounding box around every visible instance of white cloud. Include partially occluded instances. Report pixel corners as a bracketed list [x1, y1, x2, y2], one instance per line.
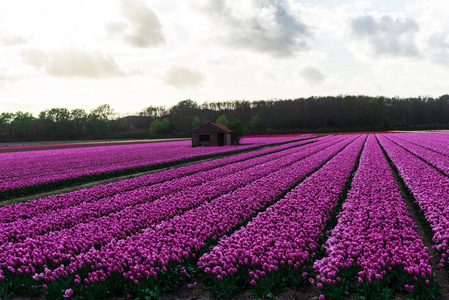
[186, 0, 310, 57]
[257, 70, 279, 83]
[202, 54, 242, 68]
[162, 65, 207, 89]
[412, 0, 449, 66]
[20, 49, 125, 78]
[349, 14, 420, 58]
[106, 0, 165, 48]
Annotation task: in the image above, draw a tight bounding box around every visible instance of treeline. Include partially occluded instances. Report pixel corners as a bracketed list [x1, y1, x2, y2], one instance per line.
[1, 95, 449, 141]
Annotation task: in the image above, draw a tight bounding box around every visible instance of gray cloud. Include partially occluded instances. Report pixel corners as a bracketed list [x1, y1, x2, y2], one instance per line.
[163, 65, 207, 89]
[426, 32, 449, 65]
[298, 66, 325, 84]
[350, 15, 420, 57]
[21, 49, 125, 78]
[107, 0, 164, 48]
[190, 0, 309, 57]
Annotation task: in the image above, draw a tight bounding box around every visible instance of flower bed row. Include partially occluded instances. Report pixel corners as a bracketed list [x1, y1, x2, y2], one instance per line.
[0, 135, 352, 299]
[24, 136, 358, 299]
[0, 136, 309, 197]
[0, 138, 318, 223]
[385, 134, 449, 176]
[390, 133, 449, 157]
[197, 135, 366, 298]
[0, 138, 326, 244]
[377, 134, 449, 269]
[313, 135, 437, 299]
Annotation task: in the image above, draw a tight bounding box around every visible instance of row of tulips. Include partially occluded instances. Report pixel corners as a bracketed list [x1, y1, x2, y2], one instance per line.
[0, 136, 351, 298]
[390, 133, 449, 156]
[0, 138, 322, 243]
[0, 136, 309, 195]
[197, 135, 366, 298]
[313, 135, 437, 299]
[0, 137, 318, 223]
[385, 134, 449, 176]
[26, 135, 358, 299]
[377, 134, 449, 269]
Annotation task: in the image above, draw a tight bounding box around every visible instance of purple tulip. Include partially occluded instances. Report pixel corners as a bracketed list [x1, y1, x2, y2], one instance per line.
[314, 135, 433, 297]
[63, 288, 73, 298]
[0, 137, 312, 194]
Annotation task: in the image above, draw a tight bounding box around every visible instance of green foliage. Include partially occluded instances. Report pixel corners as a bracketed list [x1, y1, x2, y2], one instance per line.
[10, 111, 35, 138]
[216, 114, 229, 127]
[319, 267, 441, 300]
[150, 118, 176, 135]
[89, 104, 115, 121]
[170, 99, 199, 133]
[150, 119, 162, 135]
[228, 120, 246, 145]
[39, 108, 75, 138]
[248, 114, 264, 131]
[3, 94, 449, 142]
[192, 116, 201, 130]
[87, 104, 115, 135]
[0, 112, 14, 135]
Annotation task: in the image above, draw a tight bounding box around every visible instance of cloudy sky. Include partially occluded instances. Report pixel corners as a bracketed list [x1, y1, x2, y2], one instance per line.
[1, 0, 448, 115]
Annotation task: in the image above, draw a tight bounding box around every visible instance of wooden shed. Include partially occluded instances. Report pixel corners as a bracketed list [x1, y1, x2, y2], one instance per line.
[192, 122, 235, 147]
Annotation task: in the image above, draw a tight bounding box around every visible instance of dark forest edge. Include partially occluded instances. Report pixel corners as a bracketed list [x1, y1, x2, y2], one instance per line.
[1, 95, 449, 142]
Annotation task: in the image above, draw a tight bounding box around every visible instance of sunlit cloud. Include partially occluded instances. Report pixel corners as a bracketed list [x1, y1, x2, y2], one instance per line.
[162, 65, 208, 89]
[1, 0, 449, 115]
[1, 35, 28, 46]
[21, 49, 126, 78]
[106, 0, 165, 48]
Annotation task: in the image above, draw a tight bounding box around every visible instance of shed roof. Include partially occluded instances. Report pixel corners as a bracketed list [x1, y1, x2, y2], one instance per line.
[194, 122, 234, 133]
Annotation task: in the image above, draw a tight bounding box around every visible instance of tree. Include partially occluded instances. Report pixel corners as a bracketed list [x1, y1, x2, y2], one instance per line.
[140, 106, 167, 118]
[248, 114, 263, 131]
[341, 95, 357, 128]
[38, 108, 73, 139]
[11, 111, 35, 138]
[216, 114, 229, 127]
[71, 108, 88, 138]
[88, 104, 115, 135]
[0, 112, 14, 137]
[150, 118, 176, 135]
[229, 121, 246, 145]
[169, 99, 198, 134]
[90, 104, 115, 121]
[192, 116, 201, 130]
[150, 119, 162, 135]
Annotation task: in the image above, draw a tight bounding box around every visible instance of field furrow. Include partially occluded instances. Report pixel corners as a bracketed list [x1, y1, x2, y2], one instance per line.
[0, 139, 322, 243]
[197, 135, 366, 298]
[0, 136, 308, 198]
[29, 136, 358, 299]
[313, 135, 436, 299]
[377, 134, 449, 270]
[385, 134, 449, 176]
[0, 138, 316, 223]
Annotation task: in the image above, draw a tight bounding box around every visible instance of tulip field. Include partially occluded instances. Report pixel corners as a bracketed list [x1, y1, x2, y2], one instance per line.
[0, 132, 449, 299]
[0, 136, 310, 199]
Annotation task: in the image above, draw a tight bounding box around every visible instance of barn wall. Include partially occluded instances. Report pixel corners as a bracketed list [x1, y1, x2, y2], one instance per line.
[192, 123, 233, 147]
